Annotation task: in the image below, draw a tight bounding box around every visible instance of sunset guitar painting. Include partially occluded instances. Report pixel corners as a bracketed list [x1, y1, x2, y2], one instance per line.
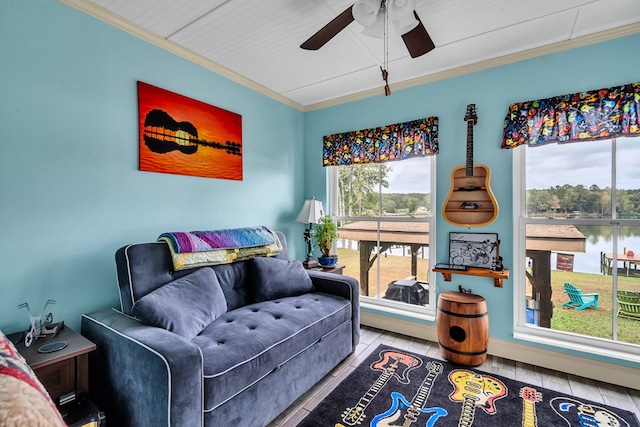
[138, 81, 242, 180]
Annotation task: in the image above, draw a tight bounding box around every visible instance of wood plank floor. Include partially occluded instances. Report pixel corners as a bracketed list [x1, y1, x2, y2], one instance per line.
[269, 325, 640, 427]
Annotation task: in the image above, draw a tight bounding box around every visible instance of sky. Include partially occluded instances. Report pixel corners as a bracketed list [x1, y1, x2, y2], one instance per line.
[381, 137, 640, 193]
[383, 156, 431, 193]
[526, 137, 640, 190]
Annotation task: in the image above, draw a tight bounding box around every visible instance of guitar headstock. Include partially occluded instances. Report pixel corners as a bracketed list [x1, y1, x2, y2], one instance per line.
[428, 361, 444, 374]
[464, 104, 478, 125]
[341, 406, 365, 425]
[519, 386, 543, 403]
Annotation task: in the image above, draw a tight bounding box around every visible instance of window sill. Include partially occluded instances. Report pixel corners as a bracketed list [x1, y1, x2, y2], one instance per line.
[514, 324, 640, 364]
[360, 297, 436, 323]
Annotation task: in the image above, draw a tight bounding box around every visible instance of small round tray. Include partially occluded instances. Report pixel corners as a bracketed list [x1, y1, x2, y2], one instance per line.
[38, 341, 68, 353]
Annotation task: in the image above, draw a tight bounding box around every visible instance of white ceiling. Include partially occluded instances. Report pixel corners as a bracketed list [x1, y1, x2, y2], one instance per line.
[67, 0, 640, 109]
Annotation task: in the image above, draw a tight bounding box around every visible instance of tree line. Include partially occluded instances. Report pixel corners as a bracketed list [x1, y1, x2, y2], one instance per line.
[527, 184, 640, 217]
[337, 164, 429, 216]
[337, 165, 640, 218]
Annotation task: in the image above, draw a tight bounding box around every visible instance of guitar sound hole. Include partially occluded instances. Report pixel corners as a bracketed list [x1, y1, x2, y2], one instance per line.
[449, 326, 466, 343]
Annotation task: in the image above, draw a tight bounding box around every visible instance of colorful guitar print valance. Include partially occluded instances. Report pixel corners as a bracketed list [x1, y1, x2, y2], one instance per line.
[322, 117, 438, 166]
[502, 81, 640, 149]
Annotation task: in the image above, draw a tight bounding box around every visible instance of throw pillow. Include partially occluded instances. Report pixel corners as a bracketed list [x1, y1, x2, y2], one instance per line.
[132, 267, 227, 340]
[251, 256, 314, 302]
[0, 330, 66, 427]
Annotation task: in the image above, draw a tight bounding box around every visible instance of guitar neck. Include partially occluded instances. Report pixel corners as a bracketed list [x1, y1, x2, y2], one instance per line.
[144, 129, 241, 153]
[522, 401, 537, 426]
[466, 119, 474, 177]
[458, 398, 476, 427]
[349, 368, 394, 415]
[410, 368, 440, 408]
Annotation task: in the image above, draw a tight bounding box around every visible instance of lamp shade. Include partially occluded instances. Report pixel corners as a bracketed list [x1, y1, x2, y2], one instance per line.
[352, 0, 381, 27]
[361, 11, 385, 38]
[354, 0, 420, 38]
[391, 13, 418, 35]
[388, 0, 416, 17]
[296, 199, 324, 224]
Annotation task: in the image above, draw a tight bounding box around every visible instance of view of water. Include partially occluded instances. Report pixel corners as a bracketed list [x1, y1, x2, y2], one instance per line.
[339, 225, 640, 275]
[569, 226, 640, 275]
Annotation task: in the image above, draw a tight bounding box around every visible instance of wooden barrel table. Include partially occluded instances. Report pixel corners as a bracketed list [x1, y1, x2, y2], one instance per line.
[437, 291, 489, 366]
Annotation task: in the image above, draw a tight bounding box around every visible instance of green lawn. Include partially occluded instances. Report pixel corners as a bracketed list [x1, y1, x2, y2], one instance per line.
[549, 271, 640, 344]
[337, 247, 430, 295]
[337, 247, 640, 345]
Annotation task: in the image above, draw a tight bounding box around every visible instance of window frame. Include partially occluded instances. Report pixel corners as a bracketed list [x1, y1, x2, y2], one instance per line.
[327, 155, 437, 319]
[512, 140, 640, 364]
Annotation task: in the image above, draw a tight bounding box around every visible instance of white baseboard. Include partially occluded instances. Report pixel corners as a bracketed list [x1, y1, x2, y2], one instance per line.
[361, 311, 640, 391]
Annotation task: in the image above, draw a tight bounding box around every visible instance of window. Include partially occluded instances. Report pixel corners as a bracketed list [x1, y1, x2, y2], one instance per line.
[328, 156, 435, 315]
[514, 137, 640, 362]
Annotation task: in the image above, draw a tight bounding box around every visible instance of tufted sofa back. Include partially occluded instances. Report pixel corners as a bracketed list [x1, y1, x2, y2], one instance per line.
[115, 231, 289, 315]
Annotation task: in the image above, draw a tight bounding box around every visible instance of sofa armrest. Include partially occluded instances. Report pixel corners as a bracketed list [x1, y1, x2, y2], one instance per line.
[308, 271, 360, 350]
[81, 309, 203, 427]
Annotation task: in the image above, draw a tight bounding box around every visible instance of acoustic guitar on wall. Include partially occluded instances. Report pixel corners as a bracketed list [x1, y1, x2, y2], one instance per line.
[443, 104, 498, 227]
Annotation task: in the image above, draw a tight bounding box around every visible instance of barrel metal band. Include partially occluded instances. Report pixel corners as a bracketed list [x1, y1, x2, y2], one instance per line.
[438, 308, 487, 318]
[438, 342, 487, 357]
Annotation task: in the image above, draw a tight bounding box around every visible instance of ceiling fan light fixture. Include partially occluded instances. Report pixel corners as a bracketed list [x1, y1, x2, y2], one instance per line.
[391, 12, 419, 35]
[300, 0, 435, 61]
[361, 11, 385, 38]
[388, 0, 416, 15]
[388, 0, 418, 34]
[352, 0, 382, 27]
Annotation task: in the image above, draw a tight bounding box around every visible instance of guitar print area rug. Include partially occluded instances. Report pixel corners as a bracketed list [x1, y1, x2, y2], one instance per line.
[298, 344, 640, 427]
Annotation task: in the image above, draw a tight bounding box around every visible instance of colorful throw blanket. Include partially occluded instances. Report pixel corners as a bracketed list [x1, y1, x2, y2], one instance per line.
[0, 331, 67, 426]
[158, 226, 282, 270]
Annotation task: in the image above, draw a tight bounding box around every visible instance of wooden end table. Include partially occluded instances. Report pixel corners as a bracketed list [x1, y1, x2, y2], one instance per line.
[8, 326, 96, 404]
[306, 264, 345, 275]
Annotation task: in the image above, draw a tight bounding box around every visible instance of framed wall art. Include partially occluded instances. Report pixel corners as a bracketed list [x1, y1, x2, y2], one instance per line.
[138, 81, 243, 180]
[449, 232, 499, 269]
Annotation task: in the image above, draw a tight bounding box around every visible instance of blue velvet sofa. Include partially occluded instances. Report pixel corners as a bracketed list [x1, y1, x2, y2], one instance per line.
[81, 232, 359, 426]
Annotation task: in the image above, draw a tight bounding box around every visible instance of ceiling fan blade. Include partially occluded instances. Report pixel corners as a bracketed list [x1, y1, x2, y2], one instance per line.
[301, 5, 355, 50]
[401, 11, 435, 58]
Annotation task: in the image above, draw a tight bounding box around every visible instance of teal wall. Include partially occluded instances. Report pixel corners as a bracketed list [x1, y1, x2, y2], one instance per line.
[3, 0, 639, 368]
[0, 0, 305, 333]
[304, 33, 640, 366]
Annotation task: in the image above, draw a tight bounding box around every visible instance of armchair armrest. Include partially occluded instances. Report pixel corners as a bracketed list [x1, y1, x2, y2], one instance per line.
[81, 309, 203, 427]
[308, 271, 360, 350]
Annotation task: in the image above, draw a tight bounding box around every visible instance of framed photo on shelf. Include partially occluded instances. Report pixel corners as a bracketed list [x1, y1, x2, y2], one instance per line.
[449, 232, 499, 269]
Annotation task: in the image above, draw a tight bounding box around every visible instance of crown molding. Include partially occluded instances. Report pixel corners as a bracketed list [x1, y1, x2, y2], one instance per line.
[59, 0, 306, 111]
[59, 1, 639, 113]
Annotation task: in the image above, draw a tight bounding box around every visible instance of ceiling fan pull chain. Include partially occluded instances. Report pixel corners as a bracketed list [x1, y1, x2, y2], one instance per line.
[380, 67, 391, 96]
[383, 0, 391, 96]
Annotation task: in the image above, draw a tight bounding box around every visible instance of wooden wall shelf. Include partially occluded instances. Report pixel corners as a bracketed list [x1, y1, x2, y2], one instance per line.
[433, 266, 509, 287]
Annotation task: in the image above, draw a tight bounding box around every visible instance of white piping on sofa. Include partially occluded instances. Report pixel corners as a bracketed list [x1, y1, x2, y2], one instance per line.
[82, 312, 206, 427]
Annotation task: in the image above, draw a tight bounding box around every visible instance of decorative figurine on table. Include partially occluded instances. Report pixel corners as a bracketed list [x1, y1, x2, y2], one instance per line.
[459, 285, 472, 295]
[17, 299, 64, 347]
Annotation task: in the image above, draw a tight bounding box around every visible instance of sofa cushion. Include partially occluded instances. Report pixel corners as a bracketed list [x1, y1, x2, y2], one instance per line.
[132, 267, 227, 340]
[192, 292, 351, 411]
[210, 260, 252, 311]
[251, 257, 314, 302]
[115, 231, 290, 315]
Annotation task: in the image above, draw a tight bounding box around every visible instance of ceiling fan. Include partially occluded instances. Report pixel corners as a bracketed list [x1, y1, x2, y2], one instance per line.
[300, 0, 435, 59]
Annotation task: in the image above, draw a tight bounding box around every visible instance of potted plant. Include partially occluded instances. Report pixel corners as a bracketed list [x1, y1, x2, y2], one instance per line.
[314, 215, 338, 267]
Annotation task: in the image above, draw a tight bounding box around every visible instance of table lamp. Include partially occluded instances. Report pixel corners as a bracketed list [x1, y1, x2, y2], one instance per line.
[296, 197, 324, 268]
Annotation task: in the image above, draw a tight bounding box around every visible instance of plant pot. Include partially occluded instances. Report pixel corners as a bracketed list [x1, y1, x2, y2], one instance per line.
[318, 255, 338, 268]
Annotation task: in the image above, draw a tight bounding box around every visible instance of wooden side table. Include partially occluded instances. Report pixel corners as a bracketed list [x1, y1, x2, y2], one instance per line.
[306, 264, 345, 275]
[8, 326, 96, 404]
